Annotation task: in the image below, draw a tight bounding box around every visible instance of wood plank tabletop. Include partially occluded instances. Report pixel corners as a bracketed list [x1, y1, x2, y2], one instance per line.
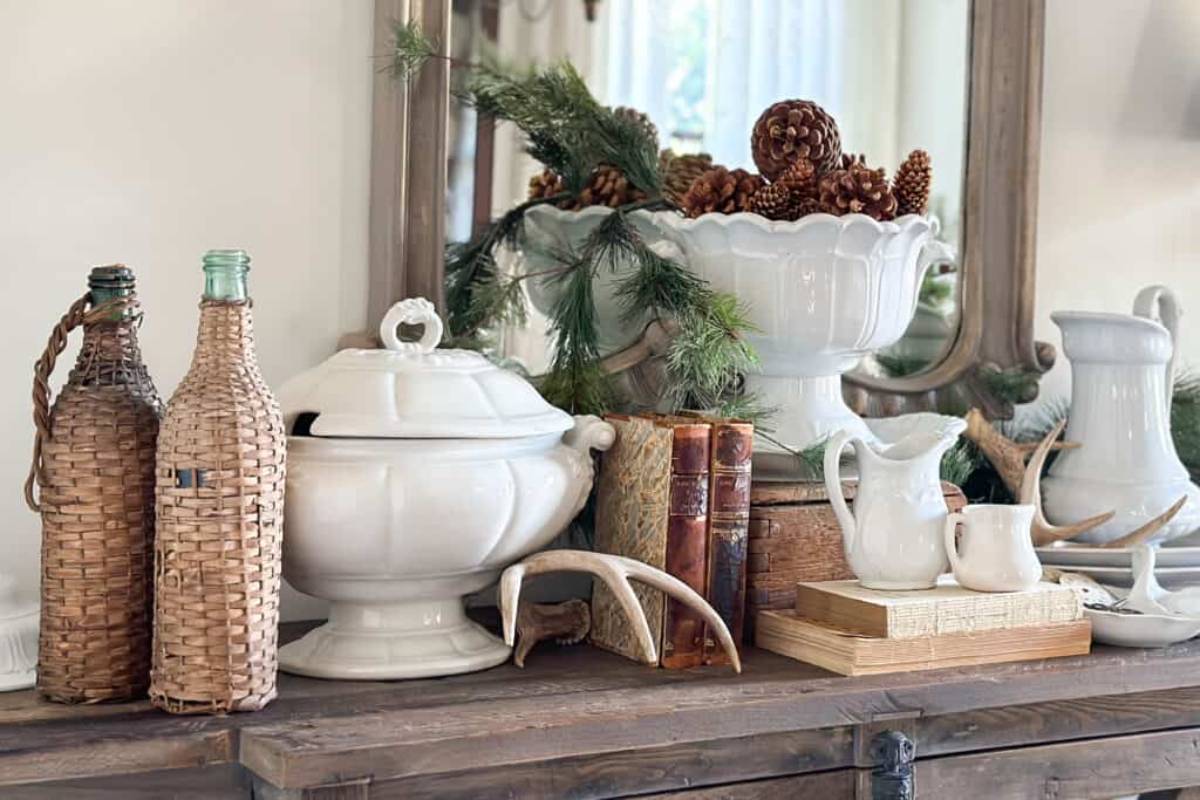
[4, 621, 1200, 793]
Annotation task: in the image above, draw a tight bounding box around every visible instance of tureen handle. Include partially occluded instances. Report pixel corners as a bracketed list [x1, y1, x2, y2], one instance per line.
[380, 298, 444, 354]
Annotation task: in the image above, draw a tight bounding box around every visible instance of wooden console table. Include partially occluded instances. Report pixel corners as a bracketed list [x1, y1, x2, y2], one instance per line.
[4, 622, 1200, 798]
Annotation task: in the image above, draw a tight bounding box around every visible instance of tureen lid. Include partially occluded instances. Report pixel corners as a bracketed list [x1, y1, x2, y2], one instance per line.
[278, 298, 573, 439]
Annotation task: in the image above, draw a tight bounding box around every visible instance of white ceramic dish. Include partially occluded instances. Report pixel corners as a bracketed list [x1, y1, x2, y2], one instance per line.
[1038, 564, 1200, 590]
[276, 299, 615, 680]
[647, 210, 950, 455]
[1085, 607, 1200, 648]
[1037, 532, 1200, 569]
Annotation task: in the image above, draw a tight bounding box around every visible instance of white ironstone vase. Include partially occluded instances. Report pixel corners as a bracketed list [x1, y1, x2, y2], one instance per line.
[1043, 286, 1200, 544]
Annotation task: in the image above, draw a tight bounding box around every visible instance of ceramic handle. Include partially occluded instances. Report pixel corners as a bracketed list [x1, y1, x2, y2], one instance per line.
[1133, 285, 1181, 414]
[823, 431, 857, 537]
[915, 238, 956, 304]
[380, 298, 443, 354]
[564, 415, 616, 455]
[943, 512, 965, 576]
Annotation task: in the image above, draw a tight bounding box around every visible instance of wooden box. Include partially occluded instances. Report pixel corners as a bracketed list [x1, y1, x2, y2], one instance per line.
[745, 480, 967, 642]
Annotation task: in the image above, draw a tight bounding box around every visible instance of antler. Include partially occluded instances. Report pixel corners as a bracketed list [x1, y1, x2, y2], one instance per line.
[499, 550, 742, 673]
[1021, 419, 1116, 546]
[1098, 495, 1189, 549]
[513, 599, 591, 668]
[962, 408, 1077, 497]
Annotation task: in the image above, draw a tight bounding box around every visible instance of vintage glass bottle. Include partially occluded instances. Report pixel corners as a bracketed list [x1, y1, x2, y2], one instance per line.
[30, 265, 161, 703]
[150, 250, 286, 714]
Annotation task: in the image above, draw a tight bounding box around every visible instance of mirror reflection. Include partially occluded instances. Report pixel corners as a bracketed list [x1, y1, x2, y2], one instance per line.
[447, 0, 970, 380]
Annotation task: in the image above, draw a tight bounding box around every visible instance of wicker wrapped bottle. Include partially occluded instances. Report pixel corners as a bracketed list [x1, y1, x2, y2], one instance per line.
[150, 249, 286, 714]
[26, 265, 161, 703]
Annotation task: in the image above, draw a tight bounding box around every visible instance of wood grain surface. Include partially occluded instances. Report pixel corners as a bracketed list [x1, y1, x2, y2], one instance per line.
[4, 621, 1200, 797]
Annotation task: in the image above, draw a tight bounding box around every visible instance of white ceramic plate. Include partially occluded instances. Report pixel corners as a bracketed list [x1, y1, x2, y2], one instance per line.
[1037, 530, 1200, 569]
[1085, 607, 1200, 648]
[1039, 564, 1200, 590]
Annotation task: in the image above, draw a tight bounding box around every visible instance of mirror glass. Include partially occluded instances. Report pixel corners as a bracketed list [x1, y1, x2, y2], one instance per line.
[447, 0, 970, 381]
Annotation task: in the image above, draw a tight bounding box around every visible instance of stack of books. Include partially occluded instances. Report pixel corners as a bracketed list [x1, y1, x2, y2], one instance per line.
[756, 579, 1091, 676]
[590, 414, 752, 668]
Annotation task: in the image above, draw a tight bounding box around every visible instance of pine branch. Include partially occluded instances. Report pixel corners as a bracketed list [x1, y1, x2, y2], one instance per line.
[389, 20, 437, 80]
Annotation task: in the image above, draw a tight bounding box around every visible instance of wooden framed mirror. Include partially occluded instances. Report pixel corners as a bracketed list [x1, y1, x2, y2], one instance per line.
[357, 0, 1051, 421]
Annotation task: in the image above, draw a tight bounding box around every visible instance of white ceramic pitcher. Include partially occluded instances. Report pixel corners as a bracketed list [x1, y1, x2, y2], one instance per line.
[824, 417, 966, 590]
[943, 505, 1041, 593]
[1043, 286, 1200, 544]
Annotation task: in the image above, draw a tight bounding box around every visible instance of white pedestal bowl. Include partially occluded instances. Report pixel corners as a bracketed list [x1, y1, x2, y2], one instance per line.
[276, 299, 614, 679]
[647, 211, 950, 454]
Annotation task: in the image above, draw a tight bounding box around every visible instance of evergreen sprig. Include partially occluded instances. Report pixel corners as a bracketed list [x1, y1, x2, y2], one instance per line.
[393, 22, 755, 419]
[389, 20, 437, 80]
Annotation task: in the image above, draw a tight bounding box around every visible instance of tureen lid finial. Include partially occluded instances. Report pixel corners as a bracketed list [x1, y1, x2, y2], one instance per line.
[380, 297, 443, 355]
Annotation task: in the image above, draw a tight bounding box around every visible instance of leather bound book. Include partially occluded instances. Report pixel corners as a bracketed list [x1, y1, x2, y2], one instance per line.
[659, 418, 711, 669]
[703, 419, 753, 663]
[682, 413, 754, 664]
[590, 415, 711, 668]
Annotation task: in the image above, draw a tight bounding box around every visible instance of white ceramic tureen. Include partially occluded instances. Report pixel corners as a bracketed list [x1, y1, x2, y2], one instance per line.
[276, 298, 615, 680]
[647, 211, 952, 455]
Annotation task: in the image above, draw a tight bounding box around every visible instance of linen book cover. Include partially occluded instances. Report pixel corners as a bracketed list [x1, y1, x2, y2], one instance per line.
[793, 579, 1083, 639]
[590, 414, 711, 667]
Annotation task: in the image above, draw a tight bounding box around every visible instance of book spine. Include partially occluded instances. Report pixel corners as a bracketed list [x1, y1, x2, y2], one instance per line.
[660, 423, 711, 669]
[704, 421, 754, 663]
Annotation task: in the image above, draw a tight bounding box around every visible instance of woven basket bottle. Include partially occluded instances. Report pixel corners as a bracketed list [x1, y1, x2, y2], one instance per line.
[150, 249, 286, 714]
[26, 265, 162, 703]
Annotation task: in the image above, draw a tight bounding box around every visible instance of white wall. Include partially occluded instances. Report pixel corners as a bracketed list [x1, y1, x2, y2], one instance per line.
[0, 0, 374, 619]
[1035, 0, 1200, 403]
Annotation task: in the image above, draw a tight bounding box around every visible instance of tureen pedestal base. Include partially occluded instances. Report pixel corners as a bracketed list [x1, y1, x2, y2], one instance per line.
[279, 599, 511, 680]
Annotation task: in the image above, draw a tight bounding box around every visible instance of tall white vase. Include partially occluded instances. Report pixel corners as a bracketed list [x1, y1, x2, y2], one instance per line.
[1043, 286, 1200, 544]
[647, 211, 951, 454]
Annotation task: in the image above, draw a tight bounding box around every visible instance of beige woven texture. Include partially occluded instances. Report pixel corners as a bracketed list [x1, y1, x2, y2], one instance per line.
[151, 300, 286, 714]
[29, 294, 161, 703]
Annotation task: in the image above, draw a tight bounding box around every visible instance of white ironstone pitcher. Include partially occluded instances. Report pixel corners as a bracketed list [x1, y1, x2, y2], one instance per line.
[1043, 286, 1200, 544]
[824, 417, 965, 590]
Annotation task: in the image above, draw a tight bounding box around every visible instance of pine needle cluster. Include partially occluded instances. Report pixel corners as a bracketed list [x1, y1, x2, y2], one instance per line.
[392, 22, 757, 418]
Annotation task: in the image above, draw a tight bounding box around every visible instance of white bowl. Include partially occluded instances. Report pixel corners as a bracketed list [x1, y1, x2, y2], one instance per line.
[646, 211, 949, 452]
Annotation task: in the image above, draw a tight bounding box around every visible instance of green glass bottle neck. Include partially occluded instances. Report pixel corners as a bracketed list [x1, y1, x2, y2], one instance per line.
[88, 265, 136, 322]
[202, 249, 250, 302]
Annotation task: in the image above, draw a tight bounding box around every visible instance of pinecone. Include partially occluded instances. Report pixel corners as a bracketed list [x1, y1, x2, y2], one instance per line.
[611, 105, 659, 150]
[749, 160, 818, 220]
[528, 168, 564, 201]
[680, 167, 765, 218]
[660, 150, 714, 206]
[748, 182, 794, 220]
[893, 149, 933, 216]
[565, 164, 647, 210]
[775, 159, 818, 199]
[818, 162, 898, 221]
[751, 99, 842, 180]
[838, 152, 867, 170]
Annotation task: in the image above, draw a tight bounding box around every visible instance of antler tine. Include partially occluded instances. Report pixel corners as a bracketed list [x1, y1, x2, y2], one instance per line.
[498, 550, 742, 673]
[1020, 419, 1116, 546]
[1099, 495, 1189, 549]
[498, 561, 528, 648]
[962, 407, 1075, 497]
[605, 553, 742, 673]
